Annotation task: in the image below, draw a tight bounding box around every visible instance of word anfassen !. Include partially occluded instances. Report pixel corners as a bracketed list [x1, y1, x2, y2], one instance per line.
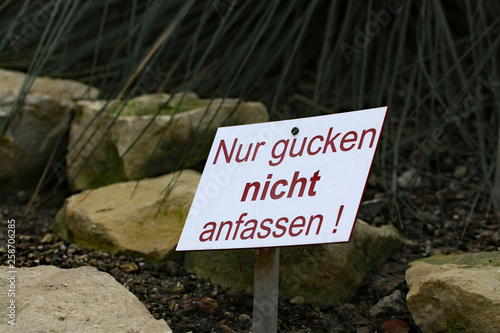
[177, 107, 388, 251]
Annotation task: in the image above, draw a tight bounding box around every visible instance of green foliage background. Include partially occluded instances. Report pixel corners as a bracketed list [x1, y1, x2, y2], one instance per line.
[1, 0, 499, 221]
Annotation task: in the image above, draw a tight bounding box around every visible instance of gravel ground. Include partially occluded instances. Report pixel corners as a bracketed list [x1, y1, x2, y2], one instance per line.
[1, 175, 499, 332]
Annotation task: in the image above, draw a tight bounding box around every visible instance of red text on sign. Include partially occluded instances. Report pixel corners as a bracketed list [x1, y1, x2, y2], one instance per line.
[211, 127, 377, 166]
[269, 127, 377, 166]
[212, 138, 266, 164]
[241, 170, 321, 201]
[198, 212, 324, 242]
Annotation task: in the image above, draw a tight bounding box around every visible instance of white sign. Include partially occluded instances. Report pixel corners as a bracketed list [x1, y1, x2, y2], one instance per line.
[176, 107, 388, 251]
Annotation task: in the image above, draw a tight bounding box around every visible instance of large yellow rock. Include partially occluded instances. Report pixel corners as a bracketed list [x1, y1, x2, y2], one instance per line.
[0, 266, 172, 332]
[67, 93, 268, 191]
[185, 221, 402, 304]
[0, 68, 98, 196]
[406, 252, 500, 333]
[55, 170, 201, 263]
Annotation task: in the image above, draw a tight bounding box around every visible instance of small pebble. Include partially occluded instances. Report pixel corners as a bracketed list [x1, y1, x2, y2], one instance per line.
[239, 314, 251, 322]
[199, 297, 218, 315]
[119, 262, 139, 272]
[453, 165, 467, 178]
[219, 324, 236, 333]
[41, 233, 56, 244]
[380, 319, 410, 333]
[290, 296, 304, 305]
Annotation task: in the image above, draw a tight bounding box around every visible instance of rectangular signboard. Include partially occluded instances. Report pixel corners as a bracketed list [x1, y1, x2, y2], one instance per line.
[176, 107, 388, 251]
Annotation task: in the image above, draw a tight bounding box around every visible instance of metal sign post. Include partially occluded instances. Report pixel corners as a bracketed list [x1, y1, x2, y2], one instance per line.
[253, 247, 279, 333]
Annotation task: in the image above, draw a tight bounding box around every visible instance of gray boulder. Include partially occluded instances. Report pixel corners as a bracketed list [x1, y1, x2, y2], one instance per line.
[55, 169, 201, 264]
[369, 290, 408, 318]
[67, 93, 268, 191]
[184, 221, 402, 304]
[406, 251, 500, 333]
[0, 265, 172, 332]
[0, 68, 98, 197]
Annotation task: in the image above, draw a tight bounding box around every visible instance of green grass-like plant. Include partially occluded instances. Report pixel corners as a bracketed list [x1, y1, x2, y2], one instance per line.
[1, 0, 499, 223]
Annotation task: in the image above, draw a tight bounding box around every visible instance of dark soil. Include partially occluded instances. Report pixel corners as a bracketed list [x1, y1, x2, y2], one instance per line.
[1, 176, 499, 332]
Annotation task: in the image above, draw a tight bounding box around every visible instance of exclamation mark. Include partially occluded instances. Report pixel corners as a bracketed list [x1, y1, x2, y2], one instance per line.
[332, 205, 344, 234]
